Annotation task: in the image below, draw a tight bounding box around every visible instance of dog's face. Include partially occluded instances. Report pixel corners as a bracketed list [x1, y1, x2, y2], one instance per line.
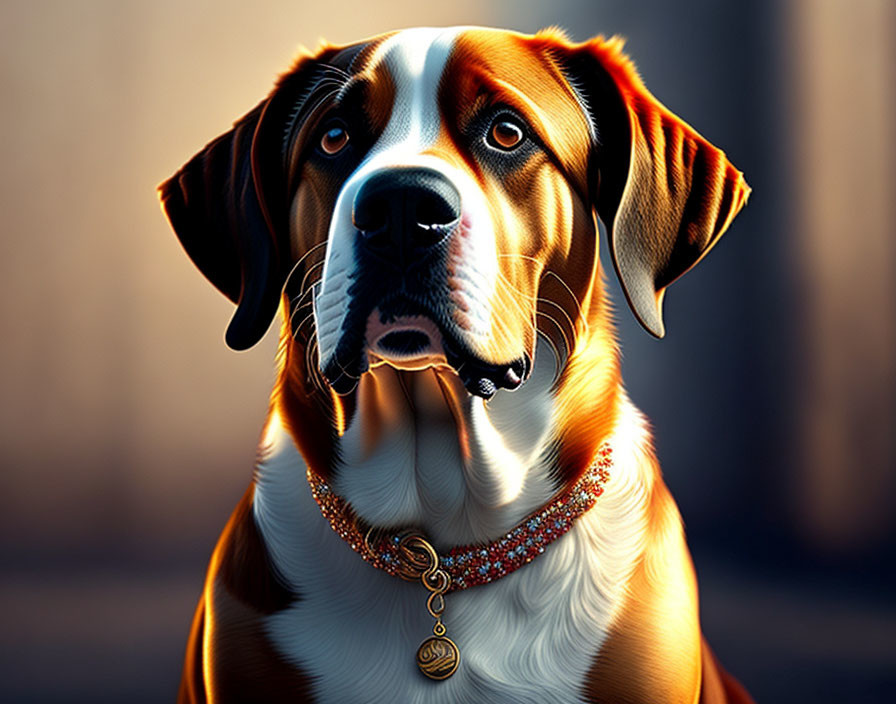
[161, 27, 748, 465]
[297, 28, 601, 398]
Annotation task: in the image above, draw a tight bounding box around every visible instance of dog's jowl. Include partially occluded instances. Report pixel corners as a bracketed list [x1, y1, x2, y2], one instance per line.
[160, 27, 752, 704]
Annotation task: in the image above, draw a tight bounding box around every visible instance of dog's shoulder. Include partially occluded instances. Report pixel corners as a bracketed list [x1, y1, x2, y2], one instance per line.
[179, 489, 315, 703]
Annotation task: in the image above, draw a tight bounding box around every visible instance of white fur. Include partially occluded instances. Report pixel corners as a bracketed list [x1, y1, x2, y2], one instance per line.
[253, 393, 653, 703]
[332, 337, 558, 547]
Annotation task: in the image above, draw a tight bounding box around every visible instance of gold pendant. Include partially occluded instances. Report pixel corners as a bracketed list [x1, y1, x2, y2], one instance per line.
[397, 534, 461, 681]
[417, 633, 460, 680]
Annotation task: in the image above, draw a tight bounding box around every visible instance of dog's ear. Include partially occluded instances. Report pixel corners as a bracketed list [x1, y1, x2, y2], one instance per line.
[159, 98, 277, 350]
[158, 48, 352, 350]
[559, 36, 750, 337]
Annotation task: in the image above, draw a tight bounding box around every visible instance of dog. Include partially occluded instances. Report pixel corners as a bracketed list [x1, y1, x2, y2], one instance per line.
[160, 26, 753, 704]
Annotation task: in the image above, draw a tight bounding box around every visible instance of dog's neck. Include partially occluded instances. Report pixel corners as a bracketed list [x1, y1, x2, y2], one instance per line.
[322, 339, 559, 548]
[270, 333, 624, 548]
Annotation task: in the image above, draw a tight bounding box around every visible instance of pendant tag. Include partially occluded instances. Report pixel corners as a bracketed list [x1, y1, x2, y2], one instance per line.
[398, 535, 461, 681]
[417, 634, 460, 680]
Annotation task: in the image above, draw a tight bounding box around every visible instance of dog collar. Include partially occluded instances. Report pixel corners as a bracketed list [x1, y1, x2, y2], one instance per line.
[307, 444, 612, 591]
[306, 445, 612, 681]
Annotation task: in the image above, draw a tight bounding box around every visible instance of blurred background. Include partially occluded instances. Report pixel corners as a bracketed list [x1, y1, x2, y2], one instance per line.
[1, 0, 894, 701]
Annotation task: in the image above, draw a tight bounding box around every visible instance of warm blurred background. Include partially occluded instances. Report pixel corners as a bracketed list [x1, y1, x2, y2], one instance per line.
[1, 0, 894, 701]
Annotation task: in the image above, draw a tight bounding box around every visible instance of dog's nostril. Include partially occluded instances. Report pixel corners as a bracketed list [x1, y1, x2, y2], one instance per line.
[415, 188, 460, 229]
[353, 200, 388, 233]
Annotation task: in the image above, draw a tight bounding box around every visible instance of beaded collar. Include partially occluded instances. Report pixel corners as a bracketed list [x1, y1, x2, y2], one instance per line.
[306, 444, 612, 591]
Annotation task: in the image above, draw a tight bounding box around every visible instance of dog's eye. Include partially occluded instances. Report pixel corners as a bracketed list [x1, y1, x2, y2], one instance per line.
[320, 125, 350, 155]
[487, 117, 525, 151]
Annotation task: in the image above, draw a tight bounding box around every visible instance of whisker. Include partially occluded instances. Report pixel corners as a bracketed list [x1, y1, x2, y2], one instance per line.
[291, 309, 316, 340]
[289, 287, 315, 314]
[496, 252, 543, 266]
[535, 306, 572, 359]
[289, 275, 324, 339]
[288, 258, 325, 307]
[542, 270, 587, 335]
[283, 240, 328, 289]
[305, 336, 330, 396]
[288, 296, 313, 324]
[494, 255, 587, 337]
[298, 259, 326, 298]
[535, 297, 575, 343]
[487, 276, 568, 372]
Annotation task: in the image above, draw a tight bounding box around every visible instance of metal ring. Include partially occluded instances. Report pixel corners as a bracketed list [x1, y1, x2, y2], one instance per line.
[427, 592, 446, 618]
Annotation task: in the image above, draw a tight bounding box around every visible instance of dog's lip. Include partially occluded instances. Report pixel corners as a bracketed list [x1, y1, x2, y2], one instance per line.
[365, 313, 446, 368]
[441, 335, 529, 399]
[322, 301, 531, 399]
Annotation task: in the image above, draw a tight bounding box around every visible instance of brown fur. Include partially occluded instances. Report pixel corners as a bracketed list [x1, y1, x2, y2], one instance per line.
[177, 489, 315, 703]
[162, 27, 752, 703]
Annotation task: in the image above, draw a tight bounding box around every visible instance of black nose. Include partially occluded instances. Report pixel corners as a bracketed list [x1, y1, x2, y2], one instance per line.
[352, 167, 461, 259]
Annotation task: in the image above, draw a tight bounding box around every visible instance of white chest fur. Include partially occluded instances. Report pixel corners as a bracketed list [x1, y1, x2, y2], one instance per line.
[253, 396, 653, 703]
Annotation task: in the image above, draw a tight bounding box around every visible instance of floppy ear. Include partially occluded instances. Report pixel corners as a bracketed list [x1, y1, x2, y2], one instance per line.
[561, 36, 750, 337]
[158, 49, 351, 350]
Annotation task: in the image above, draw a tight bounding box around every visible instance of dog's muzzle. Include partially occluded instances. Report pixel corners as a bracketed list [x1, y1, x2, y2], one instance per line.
[318, 165, 528, 399]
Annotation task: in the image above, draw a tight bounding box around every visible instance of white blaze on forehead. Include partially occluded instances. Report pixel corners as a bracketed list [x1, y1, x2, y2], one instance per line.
[313, 26, 498, 374]
[376, 26, 458, 148]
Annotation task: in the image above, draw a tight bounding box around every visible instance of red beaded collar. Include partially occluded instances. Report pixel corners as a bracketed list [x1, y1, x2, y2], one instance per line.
[306, 444, 612, 592]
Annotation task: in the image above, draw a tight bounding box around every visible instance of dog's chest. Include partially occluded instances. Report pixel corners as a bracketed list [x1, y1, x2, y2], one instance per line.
[265, 551, 597, 703]
[252, 413, 650, 704]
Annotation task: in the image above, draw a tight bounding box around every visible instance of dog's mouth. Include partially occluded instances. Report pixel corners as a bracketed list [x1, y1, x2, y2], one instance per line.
[378, 330, 432, 357]
[320, 295, 529, 399]
[366, 313, 445, 368]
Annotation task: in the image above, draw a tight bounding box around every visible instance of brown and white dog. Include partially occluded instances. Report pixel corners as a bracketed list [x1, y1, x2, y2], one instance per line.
[160, 26, 752, 704]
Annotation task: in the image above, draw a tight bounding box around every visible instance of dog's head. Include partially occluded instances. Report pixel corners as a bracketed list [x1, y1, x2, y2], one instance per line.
[160, 26, 748, 439]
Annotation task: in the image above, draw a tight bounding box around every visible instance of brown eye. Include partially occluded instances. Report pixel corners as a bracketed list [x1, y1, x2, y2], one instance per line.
[488, 117, 525, 150]
[320, 125, 349, 155]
